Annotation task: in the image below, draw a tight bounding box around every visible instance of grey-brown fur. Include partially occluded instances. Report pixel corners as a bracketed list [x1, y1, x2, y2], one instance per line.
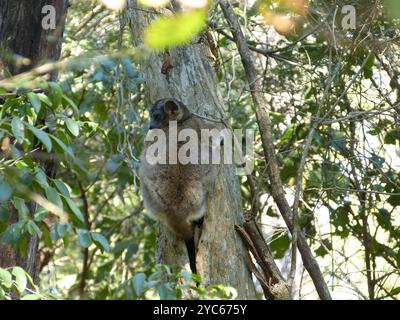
[139, 98, 220, 240]
[138, 98, 221, 274]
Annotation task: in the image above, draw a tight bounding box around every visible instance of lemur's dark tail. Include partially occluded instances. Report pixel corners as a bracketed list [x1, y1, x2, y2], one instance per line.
[185, 217, 204, 286]
[185, 237, 199, 286]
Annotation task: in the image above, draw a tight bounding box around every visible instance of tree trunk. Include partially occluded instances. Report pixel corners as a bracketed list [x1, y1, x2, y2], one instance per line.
[0, 0, 69, 284]
[125, 1, 257, 298]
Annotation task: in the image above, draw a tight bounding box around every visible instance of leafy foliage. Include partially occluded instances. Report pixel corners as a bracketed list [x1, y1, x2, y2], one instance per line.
[0, 0, 399, 300]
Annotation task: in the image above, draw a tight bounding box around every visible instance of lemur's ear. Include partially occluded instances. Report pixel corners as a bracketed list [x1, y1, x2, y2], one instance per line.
[164, 99, 180, 115]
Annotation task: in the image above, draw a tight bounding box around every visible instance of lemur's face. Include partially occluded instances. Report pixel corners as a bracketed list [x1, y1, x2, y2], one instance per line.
[149, 98, 189, 129]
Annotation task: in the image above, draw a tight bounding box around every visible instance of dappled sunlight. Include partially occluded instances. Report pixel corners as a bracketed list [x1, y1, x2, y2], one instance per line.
[258, 0, 309, 35]
[99, 0, 127, 10]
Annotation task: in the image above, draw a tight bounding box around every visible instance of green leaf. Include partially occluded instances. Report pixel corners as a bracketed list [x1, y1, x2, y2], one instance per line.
[33, 209, 47, 222]
[0, 179, 12, 202]
[387, 194, 400, 207]
[106, 156, 122, 173]
[18, 233, 28, 256]
[329, 129, 347, 152]
[49, 135, 74, 157]
[77, 229, 92, 248]
[369, 155, 385, 169]
[45, 186, 63, 210]
[21, 293, 41, 300]
[11, 117, 25, 144]
[269, 232, 290, 259]
[389, 286, 400, 296]
[62, 95, 79, 116]
[125, 243, 139, 261]
[65, 118, 80, 137]
[62, 196, 85, 224]
[36, 93, 52, 107]
[144, 10, 206, 50]
[376, 208, 391, 230]
[304, 86, 316, 100]
[27, 92, 42, 113]
[26, 220, 42, 237]
[121, 58, 138, 78]
[181, 270, 194, 282]
[0, 287, 7, 300]
[48, 82, 62, 109]
[217, 36, 232, 47]
[53, 179, 70, 198]
[100, 58, 116, 69]
[331, 206, 350, 227]
[0, 203, 10, 223]
[24, 123, 52, 152]
[280, 157, 298, 184]
[56, 223, 69, 238]
[0, 268, 12, 289]
[157, 283, 176, 300]
[270, 112, 285, 123]
[91, 232, 110, 253]
[280, 125, 296, 144]
[0, 97, 19, 118]
[330, 206, 350, 237]
[315, 239, 332, 257]
[13, 198, 29, 220]
[132, 273, 147, 296]
[363, 53, 375, 79]
[34, 168, 49, 188]
[12, 267, 27, 294]
[384, 130, 400, 145]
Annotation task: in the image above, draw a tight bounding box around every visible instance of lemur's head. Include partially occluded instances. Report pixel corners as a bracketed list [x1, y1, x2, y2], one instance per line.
[149, 98, 191, 129]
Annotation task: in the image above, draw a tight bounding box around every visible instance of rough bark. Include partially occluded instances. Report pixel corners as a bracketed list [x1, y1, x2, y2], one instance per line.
[125, 0, 256, 298]
[0, 0, 69, 284]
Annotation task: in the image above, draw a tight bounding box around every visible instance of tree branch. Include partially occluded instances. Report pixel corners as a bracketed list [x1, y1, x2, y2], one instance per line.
[219, 0, 332, 300]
